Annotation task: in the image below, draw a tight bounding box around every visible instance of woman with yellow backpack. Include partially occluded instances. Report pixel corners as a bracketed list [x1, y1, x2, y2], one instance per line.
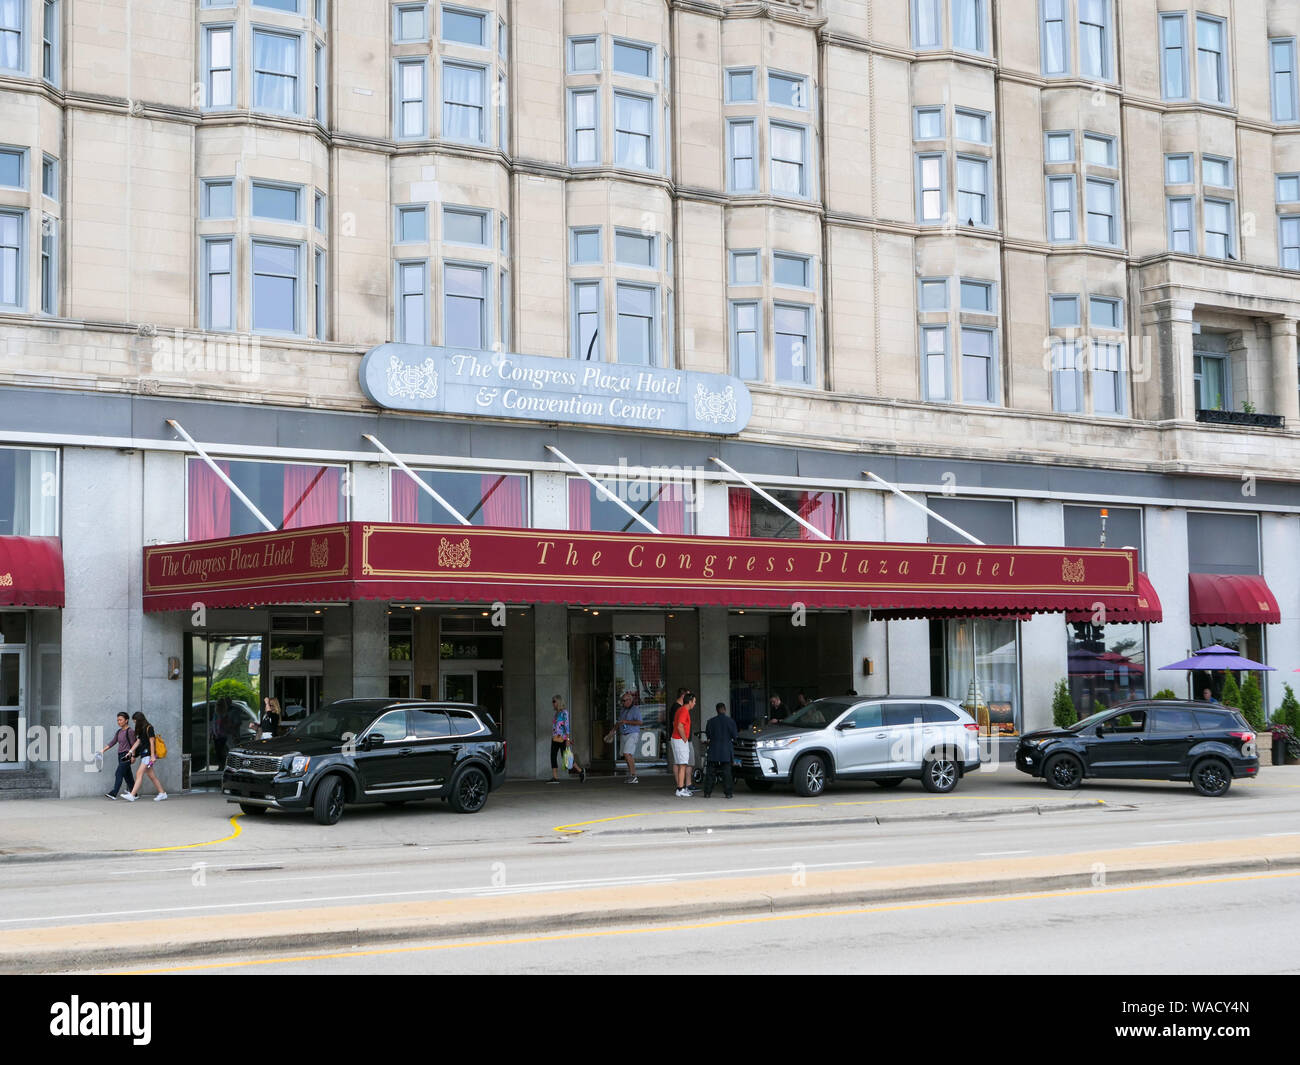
[124, 711, 168, 802]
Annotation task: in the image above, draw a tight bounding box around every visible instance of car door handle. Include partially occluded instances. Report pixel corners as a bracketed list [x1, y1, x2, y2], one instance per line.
[449, 744, 464, 752]
[399, 748, 415, 756]
[873, 733, 888, 738]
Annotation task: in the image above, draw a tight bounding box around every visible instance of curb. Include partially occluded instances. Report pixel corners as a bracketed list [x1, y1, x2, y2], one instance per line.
[594, 800, 1105, 836]
[13, 852, 1300, 974]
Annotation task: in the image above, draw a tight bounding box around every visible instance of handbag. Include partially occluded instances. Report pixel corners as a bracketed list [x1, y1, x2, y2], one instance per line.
[154, 735, 168, 758]
[561, 744, 575, 771]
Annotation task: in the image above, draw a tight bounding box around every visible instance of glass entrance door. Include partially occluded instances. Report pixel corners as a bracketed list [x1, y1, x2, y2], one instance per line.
[272, 671, 322, 728]
[0, 648, 26, 769]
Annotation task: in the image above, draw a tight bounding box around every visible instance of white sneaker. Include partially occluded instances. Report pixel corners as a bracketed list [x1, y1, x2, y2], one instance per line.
[122, 793, 137, 802]
[627, 776, 639, 784]
[154, 793, 168, 801]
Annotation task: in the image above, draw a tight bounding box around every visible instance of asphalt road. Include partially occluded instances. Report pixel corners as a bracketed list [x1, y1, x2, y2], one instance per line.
[5, 780, 1299, 932]
[102, 870, 1300, 975]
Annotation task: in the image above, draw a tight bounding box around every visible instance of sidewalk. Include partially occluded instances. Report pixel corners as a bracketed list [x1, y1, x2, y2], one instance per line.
[1, 764, 1296, 862]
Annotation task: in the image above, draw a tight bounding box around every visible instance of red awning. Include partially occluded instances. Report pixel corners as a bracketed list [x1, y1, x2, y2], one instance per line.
[1188, 573, 1280, 625]
[0, 536, 64, 608]
[1065, 572, 1163, 623]
[142, 522, 1153, 619]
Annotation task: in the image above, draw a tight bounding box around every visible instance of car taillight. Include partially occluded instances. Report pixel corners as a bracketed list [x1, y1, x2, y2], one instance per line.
[1229, 731, 1254, 745]
[964, 723, 979, 732]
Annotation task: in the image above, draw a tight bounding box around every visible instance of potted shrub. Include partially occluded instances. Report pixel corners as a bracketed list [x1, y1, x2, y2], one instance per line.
[1051, 679, 1076, 729]
[1268, 724, 1300, 766]
[1220, 671, 1242, 711]
[1152, 689, 1178, 699]
[1239, 673, 1266, 731]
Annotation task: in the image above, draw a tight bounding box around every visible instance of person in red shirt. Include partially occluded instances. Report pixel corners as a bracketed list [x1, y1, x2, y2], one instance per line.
[672, 691, 697, 797]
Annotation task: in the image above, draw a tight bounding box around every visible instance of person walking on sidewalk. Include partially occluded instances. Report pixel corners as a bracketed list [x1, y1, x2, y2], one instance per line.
[672, 692, 697, 797]
[703, 702, 739, 799]
[124, 712, 168, 803]
[616, 690, 642, 783]
[101, 712, 136, 800]
[549, 695, 586, 784]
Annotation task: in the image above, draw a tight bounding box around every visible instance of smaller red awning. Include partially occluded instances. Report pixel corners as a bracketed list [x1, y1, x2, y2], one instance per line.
[1065, 572, 1163, 624]
[0, 536, 65, 608]
[1188, 573, 1280, 625]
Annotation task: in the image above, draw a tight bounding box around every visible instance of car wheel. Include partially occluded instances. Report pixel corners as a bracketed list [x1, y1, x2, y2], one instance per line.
[448, 766, 489, 813]
[920, 755, 958, 794]
[1043, 753, 1084, 790]
[1191, 757, 1232, 797]
[238, 803, 267, 817]
[874, 778, 905, 789]
[792, 754, 827, 797]
[312, 776, 345, 825]
[743, 778, 774, 792]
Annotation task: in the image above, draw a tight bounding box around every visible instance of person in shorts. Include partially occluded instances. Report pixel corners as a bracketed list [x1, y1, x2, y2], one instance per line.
[672, 692, 697, 797]
[617, 690, 642, 783]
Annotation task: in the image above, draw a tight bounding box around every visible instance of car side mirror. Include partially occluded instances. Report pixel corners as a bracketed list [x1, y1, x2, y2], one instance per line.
[836, 721, 856, 730]
[364, 733, 385, 750]
[1095, 724, 1106, 737]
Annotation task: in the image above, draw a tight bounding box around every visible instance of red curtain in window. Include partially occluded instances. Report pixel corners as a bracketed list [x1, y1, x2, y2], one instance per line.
[728, 487, 751, 537]
[282, 465, 342, 529]
[568, 479, 591, 531]
[657, 482, 686, 534]
[481, 474, 525, 528]
[798, 491, 838, 540]
[391, 470, 419, 523]
[187, 459, 232, 541]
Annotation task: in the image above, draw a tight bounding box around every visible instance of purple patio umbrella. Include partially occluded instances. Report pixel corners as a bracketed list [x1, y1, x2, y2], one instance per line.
[1159, 644, 1275, 672]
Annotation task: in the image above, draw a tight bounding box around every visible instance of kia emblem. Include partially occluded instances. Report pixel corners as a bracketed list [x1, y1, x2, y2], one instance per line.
[242, 759, 250, 768]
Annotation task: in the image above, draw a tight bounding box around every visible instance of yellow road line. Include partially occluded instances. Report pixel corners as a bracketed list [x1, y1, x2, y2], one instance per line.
[135, 815, 243, 853]
[110, 868, 1300, 975]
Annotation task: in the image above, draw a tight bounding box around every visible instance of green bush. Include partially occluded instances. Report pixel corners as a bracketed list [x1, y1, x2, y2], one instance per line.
[1219, 671, 1242, 710]
[1152, 689, 1179, 700]
[1051, 679, 1076, 728]
[209, 677, 258, 708]
[1239, 673, 1266, 731]
[1281, 684, 1300, 732]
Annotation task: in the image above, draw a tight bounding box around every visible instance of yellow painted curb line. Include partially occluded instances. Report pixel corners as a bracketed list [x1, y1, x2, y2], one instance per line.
[135, 815, 244, 853]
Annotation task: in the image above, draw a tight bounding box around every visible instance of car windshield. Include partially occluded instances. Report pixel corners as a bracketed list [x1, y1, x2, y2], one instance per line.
[1068, 708, 1127, 732]
[781, 699, 851, 730]
[288, 706, 379, 742]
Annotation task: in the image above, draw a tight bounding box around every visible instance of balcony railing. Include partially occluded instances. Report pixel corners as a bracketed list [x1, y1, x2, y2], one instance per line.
[1195, 408, 1286, 429]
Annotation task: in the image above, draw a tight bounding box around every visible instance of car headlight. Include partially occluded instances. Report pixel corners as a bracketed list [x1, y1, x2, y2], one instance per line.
[287, 755, 311, 774]
[757, 737, 801, 750]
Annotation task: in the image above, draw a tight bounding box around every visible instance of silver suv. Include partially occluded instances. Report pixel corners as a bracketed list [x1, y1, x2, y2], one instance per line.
[734, 695, 982, 796]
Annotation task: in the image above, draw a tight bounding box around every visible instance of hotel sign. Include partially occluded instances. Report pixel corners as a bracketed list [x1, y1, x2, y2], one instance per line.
[359, 344, 752, 435]
[143, 523, 1153, 620]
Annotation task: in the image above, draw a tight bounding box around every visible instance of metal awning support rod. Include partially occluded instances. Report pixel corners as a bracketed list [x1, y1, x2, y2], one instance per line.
[545, 445, 661, 534]
[364, 434, 471, 525]
[167, 419, 277, 533]
[862, 471, 983, 545]
[710, 456, 831, 541]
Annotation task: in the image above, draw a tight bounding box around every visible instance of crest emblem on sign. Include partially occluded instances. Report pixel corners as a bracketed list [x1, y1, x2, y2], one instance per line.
[1062, 558, 1086, 583]
[387, 355, 439, 400]
[694, 384, 737, 424]
[309, 538, 330, 569]
[438, 537, 472, 569]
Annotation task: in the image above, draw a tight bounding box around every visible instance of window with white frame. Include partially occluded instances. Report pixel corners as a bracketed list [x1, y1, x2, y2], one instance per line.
[1083, 133, 1115, 167]
[1046, 131, 1072, 161]
[612, 39, 652, 78]
[572, 280, 601, 359]
[731, 301, 760, 380]
[730, 250, 760, 285]
[0, 209, 24, 310]
[614, 91, 654, 169]
[1092, 336, 1125, 415]
[615, 283, 656, 365]
[571, 226, 600, 264]
[443, 205, 488, 246]
[444, 262, 488, 348]
[1280, 216, 1300, 271]
[0, 146, 25, 189]
[1047, 175, 1076, 242]
[960, 328, 995, 403]
[726, 67, 755, 103]
[1168, 196, 1195, 253]
[41, 155, 56, 201]
[441, 4, 485, 47]
[498, 268, 509, 348]
[314, 41, 326, 125]
[395, 260, 427, 343]
[442, 61, 486, 143]
[774, 303, 813, 384]
[41, 216, 59, 314]
[1203, 198, 1234, 259]
[922, 325, 949, 400]
[1165, 153, 1192, 184]
[1272, 38, 1298, 123]
[568, 35, 598, 74]
[201, 237, 233, 330]
[1159, 13, 1189, 100]
[952, 0, 987, 54]
[1041, 0, 1068, 75]
[202, 179, 235, 219]
[770, 122, 808, 197]
[254, 0, 300, 11]
[1077, 0, 1110, 79]
[395, 59, 426, 138]
[0, 0, 21, 73]
[919, 277, 948, 311]
[912, 0, 942, 49]
[960, 279, 993, 313]
[1085, 178, 1117, 245]
[614, 229, 655, 267]
[917, 153, 945, 224]
[1160, 12, 1230, 105]
[394, 3, 428, 43]
[42, 0, 58, 85]
[204, 26, 234, 109]
[1051, 337, 1082, 412]
[314, 247, 325, 337]
[727, 119, 756, 192]
[570, 89, 598, 164]
[252, 29, 301, 115]
[1279, 174, 1300, 204]
[773, 252, 811, 289]
[251, 239, 301, 334]
[956, 155, 990, 226]
[396, 204, 427, 243]
[1195, 15, 1227, 104]
[251, 181, 302, 223]
[955, 108, 989, 144]
[915, 106, 944, 140]
[1202, 155, 1232, 188]
[768, 71, 808, 110]
[314, 190, 325, 232]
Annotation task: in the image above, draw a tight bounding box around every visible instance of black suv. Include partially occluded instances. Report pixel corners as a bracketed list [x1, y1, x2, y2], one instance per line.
[1016, 700, 1259, 796]
[221, 698, 506, 824]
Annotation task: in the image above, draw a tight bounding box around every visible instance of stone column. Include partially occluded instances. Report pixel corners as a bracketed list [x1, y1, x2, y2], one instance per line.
[1271, 318, 1300, 428]
[883, 491, 931, 695]
[697, 606, 729, 725]
[350, 601, 389, 698]
[694, 479, 729, 536]
[1017, 500, 1067, 735]
[532, 603, 568, 779]
[1144, 299, 1197, 421]
[1145, 507, 1191, 700]
[847, 486, 888, 695]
